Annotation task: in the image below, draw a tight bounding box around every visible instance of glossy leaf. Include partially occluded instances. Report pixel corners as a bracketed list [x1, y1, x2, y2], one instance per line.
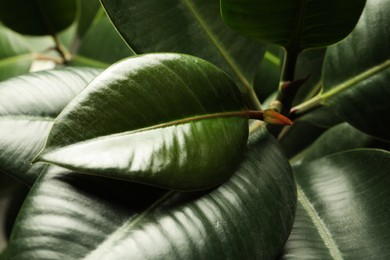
[298, 122, 390, 163]
[100, 0, 264, 97]
[0, 24, 33, 81]
[220, 0, 366, 50]
[0, 67, 101, 185]
[9, 128, 296, 259]
[281, 149, 390, 259]
[37, 54, 249, 190]
[0, 0, 77, 36]
[318, 0, 390, 141]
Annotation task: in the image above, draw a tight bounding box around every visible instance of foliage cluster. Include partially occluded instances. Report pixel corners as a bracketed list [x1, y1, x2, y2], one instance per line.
[0, 0, 390, 259]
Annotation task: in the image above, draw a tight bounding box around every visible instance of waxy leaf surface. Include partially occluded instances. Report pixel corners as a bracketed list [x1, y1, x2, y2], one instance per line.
[321, 0, 390, 141]
[37, 54, 249, 190]
[100, 0, 264, 99]
[0, 68, 101, 185]
[9, 128, 296, 259]
[282, 149, 390, 259]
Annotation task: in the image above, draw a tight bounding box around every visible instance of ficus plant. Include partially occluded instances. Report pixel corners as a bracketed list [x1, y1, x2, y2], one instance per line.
[0, 0, 390, 259]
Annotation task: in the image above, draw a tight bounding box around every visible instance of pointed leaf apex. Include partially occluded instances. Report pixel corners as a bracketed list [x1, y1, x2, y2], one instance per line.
[263, 110, 292, 125]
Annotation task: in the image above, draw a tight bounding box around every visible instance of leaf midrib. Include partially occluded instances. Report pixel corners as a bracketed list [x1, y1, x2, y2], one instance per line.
[321, 59, 390, 101]
[297, 185, 343, 260]
[181, 0, 251, 90]
[43, 110, 250, 153]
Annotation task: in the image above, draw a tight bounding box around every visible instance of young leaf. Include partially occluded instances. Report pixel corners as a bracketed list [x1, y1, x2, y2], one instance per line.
[8, 128, 296, 259]
[0, 0, 77, 36]
[0, 67, 101, 185]
[220, 0, 366, 51]
[281, 149, 390, 259]
[36, 54, 249, 191]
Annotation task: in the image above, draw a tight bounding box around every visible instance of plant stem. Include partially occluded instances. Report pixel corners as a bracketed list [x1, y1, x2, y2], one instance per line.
[276, 49, 301, 115]
[290, 95, 322, 119]
[52, 34, 71, 64]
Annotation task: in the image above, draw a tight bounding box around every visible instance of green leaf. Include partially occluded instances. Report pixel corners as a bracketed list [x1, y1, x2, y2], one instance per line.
[0, 24, 33, 81]
[71, 9, 135, 68]
[293, 49, 325, 105]
[318, 0, 390, 141]
[220, 0, 366, 50]
[37, 54, 249, 190]
[0, 67, 101, 185]
[298, 122, 390, 163]
[100, 0, 264, 97]
[0, 0, 77, 36]
[9, 128, 296, 259]
[75, 0, 101, 39]
[253, 45, 282, 102]
[281, 149, 390, 259]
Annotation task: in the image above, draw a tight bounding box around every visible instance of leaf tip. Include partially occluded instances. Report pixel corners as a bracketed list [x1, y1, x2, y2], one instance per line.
[263, 109, 292, 125]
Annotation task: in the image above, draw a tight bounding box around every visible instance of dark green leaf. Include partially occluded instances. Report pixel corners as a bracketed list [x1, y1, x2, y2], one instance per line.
[76, 0, 101, 39]
[0, 24, 33, 81]
[293, 49, 325, 105]
[9, 128, 296, 259]
[37, 54, 249, 190]
[0, 0, 77, 36]
[279, 121, 325, 159]
[316, 0, 390, 141]
[221, 0, 366, 50]
[253, 45, 282, 102]
[100, 0, 264, 98]
[281, 149, 390, 259]
[71, 9, 135, 67]
[0, 68, 101, 185]
[298, 122, 390, 163]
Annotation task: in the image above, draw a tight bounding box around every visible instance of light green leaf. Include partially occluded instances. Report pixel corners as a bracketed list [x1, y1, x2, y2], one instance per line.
[100, 0, 264, 100]
[0, 24, 33, 81]
[9, 128, 296, 259]
[0, 0, 77, 36]
[37, 54, 249, 190]
[309, 0, 390, 141]
[281, 149, 390, 259]
[0, 67, 101, 185]
[220, 0, 366, 50]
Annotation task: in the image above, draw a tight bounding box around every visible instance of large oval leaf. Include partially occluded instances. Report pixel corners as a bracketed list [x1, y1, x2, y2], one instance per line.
[281, 149, 390, 259]
[0, 67, 101, 185]
[0, 0, 77, 36]
[0, 24, 33, 81]
[8, 128, 296, 259]
[309, 0, 390, 141]
[37, 54, 249, 190]
[220, 0, 366, 50]
[100, 0, 264, 100]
